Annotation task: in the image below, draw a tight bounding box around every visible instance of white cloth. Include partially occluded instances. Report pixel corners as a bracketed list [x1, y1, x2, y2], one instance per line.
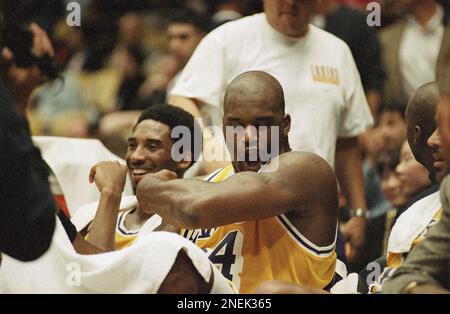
[170, 13, 373, 167]
[32, 136, 134, 216]
[0, 217, 234, 293]
[330, 273, 360, 294]
[71, 195, 139, 232]
[71, 195, 163, 236]
[399, 5, 445, 99]
[387, 191, 441, 254]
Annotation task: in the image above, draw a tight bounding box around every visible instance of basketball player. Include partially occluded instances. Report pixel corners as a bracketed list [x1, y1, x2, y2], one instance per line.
[72, 104, 198, 251]
[136, 71, 340, 293]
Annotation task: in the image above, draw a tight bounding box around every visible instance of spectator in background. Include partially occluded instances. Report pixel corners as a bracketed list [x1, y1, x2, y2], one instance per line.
[313, 0, 385, 115]
[380, 0, 449, 105]
[4, 0, 65, 34]
[160, 8, 211, 95]
[362, 102, 407, 222]
[113, 44, 147, 111]
[98, 9, 211, 158]
[355, 138, 432, 271]
[353, 150, 407, 273]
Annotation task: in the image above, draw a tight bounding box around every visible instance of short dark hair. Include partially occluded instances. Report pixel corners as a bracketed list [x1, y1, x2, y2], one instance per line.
[379, 101, 407, 119]
[167, 8, 212, 33]
[376, 150, 400, 177]
[134, 104, 201, 164]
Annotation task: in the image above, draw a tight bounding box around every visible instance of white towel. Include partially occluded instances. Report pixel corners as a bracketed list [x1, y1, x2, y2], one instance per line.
[330, 273, 360, 294]
[0, 217, 234, 293]
[32, 136, 134, 216]
[388, 191, 441, 254]
[71, 196, 139, 232]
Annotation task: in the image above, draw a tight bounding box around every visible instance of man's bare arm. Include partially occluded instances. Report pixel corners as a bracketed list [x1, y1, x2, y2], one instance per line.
[86, 189, 122, 252]
[85, 162, 128, 252]
[136, 152, 337, 230]
[335, 137, 368, 262]
[72, 234, 104, 255]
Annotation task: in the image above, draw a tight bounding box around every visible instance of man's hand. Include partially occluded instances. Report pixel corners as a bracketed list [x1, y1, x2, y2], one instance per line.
[29, 23, 55, 59]
[341, 216, 367, 262]
[149, 169, 178, 182]
[89, 161, 128, 194]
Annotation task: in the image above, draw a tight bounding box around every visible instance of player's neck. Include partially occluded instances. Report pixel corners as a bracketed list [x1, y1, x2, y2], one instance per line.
[133, 204, 153, 223]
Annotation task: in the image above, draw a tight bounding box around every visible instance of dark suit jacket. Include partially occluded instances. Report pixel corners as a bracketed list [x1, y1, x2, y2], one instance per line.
[0, 82, 55, 261]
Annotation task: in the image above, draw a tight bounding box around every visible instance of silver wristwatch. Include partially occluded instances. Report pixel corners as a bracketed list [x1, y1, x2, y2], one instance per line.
[348, 208, 370, 219]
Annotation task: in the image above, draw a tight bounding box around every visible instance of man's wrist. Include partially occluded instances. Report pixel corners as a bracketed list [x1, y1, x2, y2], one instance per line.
[100, 187, 123, 198]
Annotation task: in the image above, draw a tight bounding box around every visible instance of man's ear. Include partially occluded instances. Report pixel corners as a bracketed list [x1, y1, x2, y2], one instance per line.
[176, 151, 193, 172]
[282, 114, 291, 136]
[413, 125, 422, 146]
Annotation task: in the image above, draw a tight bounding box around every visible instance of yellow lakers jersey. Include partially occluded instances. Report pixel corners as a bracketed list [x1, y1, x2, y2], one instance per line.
[181, 166, 337, 293]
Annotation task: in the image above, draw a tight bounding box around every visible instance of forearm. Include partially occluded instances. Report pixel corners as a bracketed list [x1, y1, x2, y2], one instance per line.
[87, 188, 122, 252]
[136, 168, 302, 229]
[136, 176, 201, 229]
[366, 90, 382, 118]
[335, 138, 367, 211]
[168, 95, 203, 119]
[73, 234, 104, 255]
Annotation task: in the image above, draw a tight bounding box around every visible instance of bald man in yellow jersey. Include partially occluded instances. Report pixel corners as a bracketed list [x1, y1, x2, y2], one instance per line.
[136, 71, 339, 293]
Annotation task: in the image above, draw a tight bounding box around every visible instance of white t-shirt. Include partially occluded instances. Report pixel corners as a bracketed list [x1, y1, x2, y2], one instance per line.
[399, 5, 444, 99]
[170, 13, 373, 167]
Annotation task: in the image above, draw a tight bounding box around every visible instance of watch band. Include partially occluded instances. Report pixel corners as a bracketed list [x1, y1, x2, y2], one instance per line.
[348, 208, 370, 219]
